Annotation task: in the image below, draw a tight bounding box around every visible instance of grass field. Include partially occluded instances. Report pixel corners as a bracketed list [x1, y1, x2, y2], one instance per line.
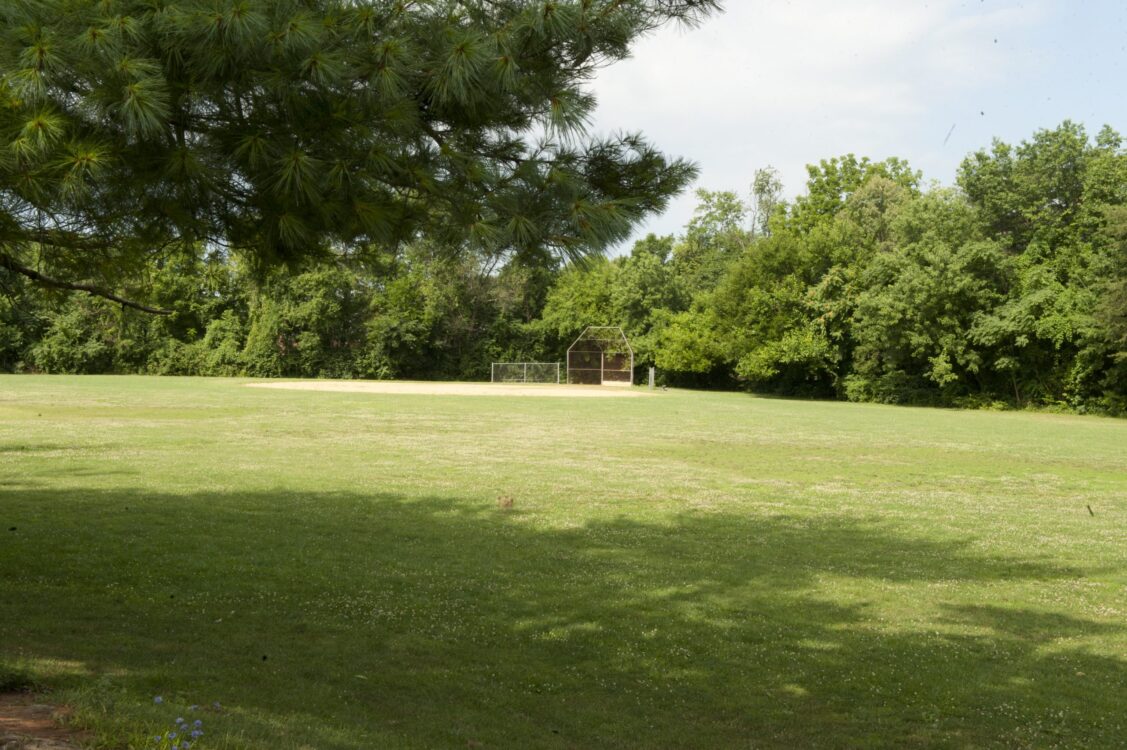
[2, 375, 1126, 749]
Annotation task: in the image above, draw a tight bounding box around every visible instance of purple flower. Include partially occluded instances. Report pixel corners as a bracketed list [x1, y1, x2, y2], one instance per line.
[193, 720, 202, 727]
[153, 696, 163, 704]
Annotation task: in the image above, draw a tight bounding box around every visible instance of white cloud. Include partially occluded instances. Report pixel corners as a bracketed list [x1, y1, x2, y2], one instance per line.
[589, 0, 1051, 243]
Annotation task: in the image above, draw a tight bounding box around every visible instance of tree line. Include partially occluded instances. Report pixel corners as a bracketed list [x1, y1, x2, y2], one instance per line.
[3, 121, 1126, 413]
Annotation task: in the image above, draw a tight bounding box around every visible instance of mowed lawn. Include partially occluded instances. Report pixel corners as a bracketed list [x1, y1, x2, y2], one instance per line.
[2, 376, 1126, 749]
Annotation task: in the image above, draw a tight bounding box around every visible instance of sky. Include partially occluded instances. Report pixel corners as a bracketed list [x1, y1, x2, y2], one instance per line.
[588, 0, 1127, 248]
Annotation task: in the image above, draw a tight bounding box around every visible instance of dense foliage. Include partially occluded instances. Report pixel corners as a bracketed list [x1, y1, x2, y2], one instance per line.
[3, 121, 1126, 413]
[0, 0, 714, 308]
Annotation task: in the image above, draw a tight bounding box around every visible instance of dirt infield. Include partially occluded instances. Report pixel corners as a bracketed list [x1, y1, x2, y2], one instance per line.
[247, 380, 648, 398]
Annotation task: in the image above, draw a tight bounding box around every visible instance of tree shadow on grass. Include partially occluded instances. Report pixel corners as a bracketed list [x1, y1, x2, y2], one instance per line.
[0, 488, 1124, 749]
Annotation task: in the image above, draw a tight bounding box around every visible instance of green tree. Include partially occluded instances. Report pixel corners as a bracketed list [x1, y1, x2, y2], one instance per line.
[1095, 205, 1127, 407]
[0, 272, 48, 370]
[241, 264, 371, 378]
[846, 190, 1009, 405]
[749, 166, 783, 238]
[26, 298, 116, 373]
[788, 155, 920, 235]
[672, 189, 749, 297]
[960, 122, 1127, 406]
[663, 160, 919, 394]
[0, 0, 716, 309]
[361, 241, 516, 380]
[535, 256, 617, 355]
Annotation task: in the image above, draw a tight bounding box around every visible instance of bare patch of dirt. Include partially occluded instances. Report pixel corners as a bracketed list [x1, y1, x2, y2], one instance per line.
[247, 380, 648, 398]
[0, 695, 88, 750]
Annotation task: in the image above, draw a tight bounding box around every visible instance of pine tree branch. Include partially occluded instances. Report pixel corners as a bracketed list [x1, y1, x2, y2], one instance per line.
[0, 253, 172, 315]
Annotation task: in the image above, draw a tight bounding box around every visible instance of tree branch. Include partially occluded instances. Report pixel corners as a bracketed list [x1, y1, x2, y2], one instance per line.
[0, 253, 172, 315]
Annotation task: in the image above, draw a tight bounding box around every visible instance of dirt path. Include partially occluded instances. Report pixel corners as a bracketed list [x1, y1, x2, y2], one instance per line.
[0, 695, 86, 750]
[247, 380, 649, 398]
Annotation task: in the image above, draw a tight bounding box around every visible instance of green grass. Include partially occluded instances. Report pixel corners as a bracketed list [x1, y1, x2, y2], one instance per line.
[1, 375, 1126, 749]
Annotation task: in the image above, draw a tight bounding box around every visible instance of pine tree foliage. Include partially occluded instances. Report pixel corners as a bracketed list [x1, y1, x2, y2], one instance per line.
[0, 0, 718, 308]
